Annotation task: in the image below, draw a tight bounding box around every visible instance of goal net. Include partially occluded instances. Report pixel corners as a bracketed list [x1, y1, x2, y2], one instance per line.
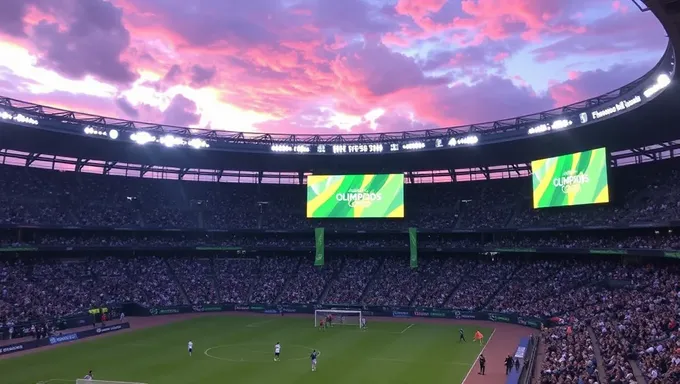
[76, 380, 147, 384]
[314, 309, 362, 327]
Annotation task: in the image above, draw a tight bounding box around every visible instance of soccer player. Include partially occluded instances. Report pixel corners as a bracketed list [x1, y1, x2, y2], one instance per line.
[188, 340, 193, 356]
[319, 319, 325, 330]
[84, 371, 93, 380]
[310, 349, 319, 371]
[341, 315, 345, 324]
[459, 328, 466, 342]
[473, 330, 484, 345]
[360, 317, 367, 329]
[327, 314, 333, 327]
[274, 342, 281, 361]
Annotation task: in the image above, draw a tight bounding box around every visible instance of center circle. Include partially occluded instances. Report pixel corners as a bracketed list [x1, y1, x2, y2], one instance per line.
[204, 343, 321, 363]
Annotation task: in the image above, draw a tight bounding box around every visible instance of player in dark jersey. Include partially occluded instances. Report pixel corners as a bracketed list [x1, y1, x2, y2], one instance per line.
[478, 354, 486, 375]
[459, 328, 466, 342]
[310, 350, 319, 371]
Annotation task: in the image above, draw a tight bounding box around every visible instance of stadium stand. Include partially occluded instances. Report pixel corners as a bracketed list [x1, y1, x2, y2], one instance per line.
[0, 157, 679, 382]
[0, 160, 677, 230]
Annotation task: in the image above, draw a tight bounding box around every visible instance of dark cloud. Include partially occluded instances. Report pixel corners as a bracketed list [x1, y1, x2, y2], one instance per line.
[30, 0, 137, 85]
[162, 94, 201, 127]
[190, 65, 217, 88]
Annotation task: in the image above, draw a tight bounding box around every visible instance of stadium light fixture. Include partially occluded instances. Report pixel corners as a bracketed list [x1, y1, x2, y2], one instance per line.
[271, 144, 309, 153]
[108, 129, 119, 140]
[644, 73, 671, 99]
[0, 111, 38, 126]
[447, 135, 479, 146]
[130, 131, 156, 145]
[84, 126, 108, 136]
[160, 134, 184, 148]
[402, 142, 426, 150]
[188, 138, 209, 149]
[271, 144, 293, 152]
[528, 120, 572, 135]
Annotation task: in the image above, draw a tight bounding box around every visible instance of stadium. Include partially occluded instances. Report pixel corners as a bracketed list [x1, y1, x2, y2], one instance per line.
[2, 0, 680, 384]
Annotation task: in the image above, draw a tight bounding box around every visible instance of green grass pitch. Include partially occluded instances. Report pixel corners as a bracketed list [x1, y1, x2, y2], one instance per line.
[1, 316, 493, 384]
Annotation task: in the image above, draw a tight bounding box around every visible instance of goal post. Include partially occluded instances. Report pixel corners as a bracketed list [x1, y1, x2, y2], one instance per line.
[314, 309, 362, 327]
[76, 380, 147, 384]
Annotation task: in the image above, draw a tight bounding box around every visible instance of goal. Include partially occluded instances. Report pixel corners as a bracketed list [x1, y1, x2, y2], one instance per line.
[314, 309, 363, 327]
[76, 380, 147, 384]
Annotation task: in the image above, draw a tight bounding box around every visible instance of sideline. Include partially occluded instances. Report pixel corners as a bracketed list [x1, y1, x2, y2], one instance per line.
[461, 328, 496, 383]
[400, 324, 415, 334]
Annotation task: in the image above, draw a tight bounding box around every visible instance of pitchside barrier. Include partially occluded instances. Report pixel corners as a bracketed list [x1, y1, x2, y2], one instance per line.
[506, 336, 534, 384]
[0, 323, 130, 357]
[0, 307, 122, 341]
[122, 303, 544, 329]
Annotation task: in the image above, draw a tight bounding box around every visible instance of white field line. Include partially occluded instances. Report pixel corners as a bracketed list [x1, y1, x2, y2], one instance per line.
[461, 328, 496, 384]
[400, 323, 415, 334]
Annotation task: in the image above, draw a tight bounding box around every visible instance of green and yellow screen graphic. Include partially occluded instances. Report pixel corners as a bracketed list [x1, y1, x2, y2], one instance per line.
[307, 174, 405, 218]
[532, 147, 610, 209]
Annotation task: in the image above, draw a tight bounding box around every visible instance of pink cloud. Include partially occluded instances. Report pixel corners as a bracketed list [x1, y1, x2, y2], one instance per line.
[0, 0, 667, 134]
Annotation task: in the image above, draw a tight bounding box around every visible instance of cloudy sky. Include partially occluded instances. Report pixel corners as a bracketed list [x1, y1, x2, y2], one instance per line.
[0, 0, 667, 135]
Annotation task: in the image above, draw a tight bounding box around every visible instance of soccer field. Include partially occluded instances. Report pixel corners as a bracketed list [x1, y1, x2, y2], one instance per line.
[1, 316, 493, 384]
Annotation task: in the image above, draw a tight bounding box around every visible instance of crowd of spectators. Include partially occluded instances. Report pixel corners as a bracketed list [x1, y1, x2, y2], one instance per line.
[321, 256, 381, 305]
[2, 254, 680, 381]
[0, 256, 187, 325]
[2, 160, 680, 382]
[167, 258, 218, 305]
[0, 162, 678, 231]
[249, 256, 299, 304]
[277, 257, 342, 304]
[539, 323, 599, 384]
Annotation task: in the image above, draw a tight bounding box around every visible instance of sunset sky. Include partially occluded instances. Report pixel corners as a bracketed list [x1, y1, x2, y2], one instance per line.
[0, 0, 668, 135]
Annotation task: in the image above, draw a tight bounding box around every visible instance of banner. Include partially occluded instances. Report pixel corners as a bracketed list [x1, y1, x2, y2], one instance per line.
[49, 333, 78, 345]
[306, 174, 405, 218]
[487, 313, 513, 323]
[531, 147, 609, 209]
[142, 303, 544, 329]
[315, 228, 324, 266]
[0, 322, 130, 356]
[409, 227, 418, 268]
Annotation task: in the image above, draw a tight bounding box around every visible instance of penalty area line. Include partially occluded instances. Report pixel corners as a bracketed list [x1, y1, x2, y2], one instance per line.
[400, 323, 415, 334]
[461, 328, 496, 384]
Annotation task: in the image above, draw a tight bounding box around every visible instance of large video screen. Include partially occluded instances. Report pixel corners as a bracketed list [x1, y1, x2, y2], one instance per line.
[307, 174, 405, 218]
[531, 147, 610, 209]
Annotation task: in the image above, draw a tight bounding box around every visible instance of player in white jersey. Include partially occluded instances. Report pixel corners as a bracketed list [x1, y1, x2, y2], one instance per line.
[361, 317, 367, 329]
[84, 370, 93, 380]
[188, 340, 193, 356]
[274, 342, 281, 361]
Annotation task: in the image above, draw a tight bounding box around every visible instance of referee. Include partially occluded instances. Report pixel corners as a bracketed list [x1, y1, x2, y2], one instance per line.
[459, 328, 466, 342]
[478, 354, 486, 375]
